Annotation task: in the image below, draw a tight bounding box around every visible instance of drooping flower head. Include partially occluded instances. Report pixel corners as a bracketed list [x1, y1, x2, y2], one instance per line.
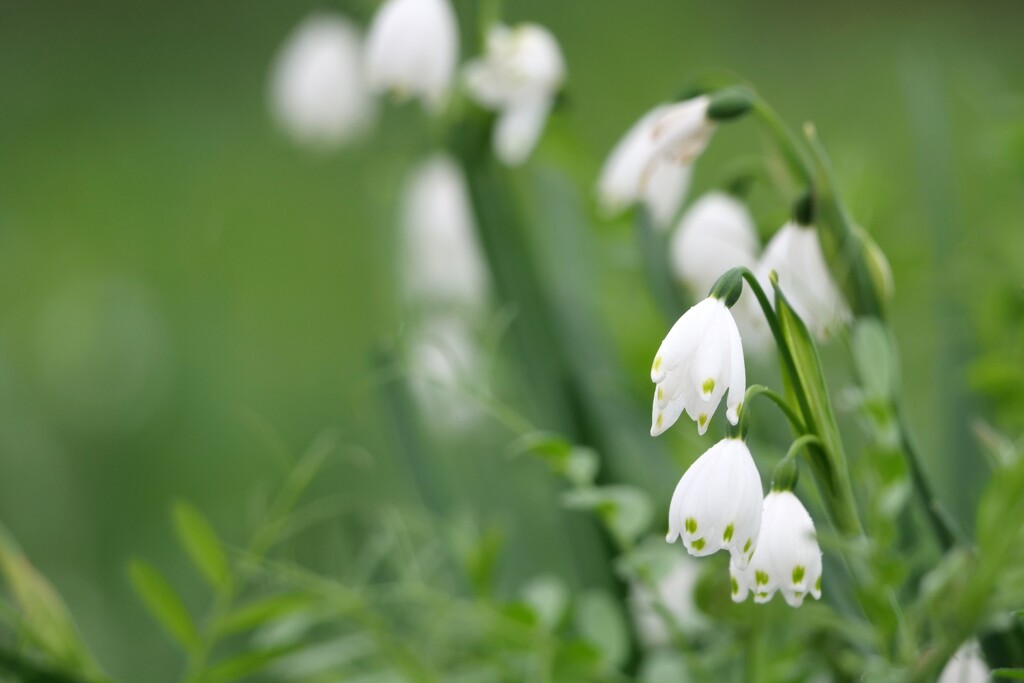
[937, 641, 989, 683]
[400, 154, 488, 309]
[667, 438, 763, 567]
[365, 0, 459, 112]
[669, 192, 760, 295]
[597, 97, 714, 229]
[465, 23, 565, 165]
[669, 192, 772, 354]
[650, 296, 746, 436]
[757, 222, 851, 341]
[731, 490, 822, 607]
[269, 13, 376, 148]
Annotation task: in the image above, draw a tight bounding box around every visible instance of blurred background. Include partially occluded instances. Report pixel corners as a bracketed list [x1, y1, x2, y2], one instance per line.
[1, 0, 1023, 680]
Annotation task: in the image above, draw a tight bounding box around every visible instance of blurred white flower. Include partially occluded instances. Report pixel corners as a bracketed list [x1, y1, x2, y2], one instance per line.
[629, 554, 707, 646]
[597, 97, 714, 228]
[669, 192, 760, 296]
[757, 222, 850, 341]
[731, 490, 822, 607]
[365, 0, 459, 112]
[269, 13, 375, 149]
[465, 23, 566, 166]
[937, 641, 989, 683]
[650, 296, 745, 436]
[669, 192, 771, 354]
[401, 154, 488, 309]
[408, 314, 481, 427]
[667, 438, 763, 566]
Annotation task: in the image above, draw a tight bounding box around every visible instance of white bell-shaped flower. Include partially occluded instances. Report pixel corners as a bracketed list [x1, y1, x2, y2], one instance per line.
[597, 97, 713, 229]
[465, 23, 565, 166]
[650, 297, 745, 436]
[669, 192, 760, 295]
[669, 192, 772, 354]
[731, 490, 822, 607]
[757, 222, 851, 341]
[401, 154, 488, 309]
[937, 641, 989, 683]
[269, 13, 376, 148]
[666, 438, 763, 566]
[364, 0, 459, 112]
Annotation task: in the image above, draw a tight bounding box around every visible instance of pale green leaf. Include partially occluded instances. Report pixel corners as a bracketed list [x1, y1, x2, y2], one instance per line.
[173, 501, 231, 592]
[127, 560, 198, 651]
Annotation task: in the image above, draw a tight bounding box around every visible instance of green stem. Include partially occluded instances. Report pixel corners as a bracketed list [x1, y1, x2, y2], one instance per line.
[895, 405, 958, 551]
[784, 433, 823, 463]
[751, 97, 813, 188]
[741, 384, 806, 434]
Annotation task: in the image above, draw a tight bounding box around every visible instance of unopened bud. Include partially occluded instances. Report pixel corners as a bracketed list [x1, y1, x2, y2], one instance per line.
[709, 267, 745, 307]
[706, 87, 754, 122]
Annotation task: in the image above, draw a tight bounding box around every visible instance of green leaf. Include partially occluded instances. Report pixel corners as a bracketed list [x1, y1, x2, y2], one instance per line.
[521, 575, 569, 630]
[204, 644, 304, 683]
[851, 318, 899, 402]
[562, 486, 652, 545]
[0, 525, 104, 677]
[173, 501, 231, 593]
[574, 590, 630, 669]
[511, 432, 600, 487]
[775, 285, 863, 537]
[127, 560, 199, 651]
[993, 669, 1024, 680]
[214, 593, 313, 637]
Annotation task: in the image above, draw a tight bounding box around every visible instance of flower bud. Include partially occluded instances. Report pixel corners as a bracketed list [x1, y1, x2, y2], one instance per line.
[706, 87, 754, 122]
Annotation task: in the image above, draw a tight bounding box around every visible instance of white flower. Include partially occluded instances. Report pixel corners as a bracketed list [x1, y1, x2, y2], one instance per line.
[669, 192, 772, 354]
[597, 97, 714, 228]
[666, 438, 763, 566]
[629, 554, 707, 646]
[269, 13, 375, 148]
[465, 23, 565, 166]
[650, 297, 745, 436]
[937, 641, 989, 683]
[365, 0, 459, 112]
[401, 154, 488, 308]
[408, 314, 481, 428]
[731, 490, 822, 607]
[757, 222, 851, 341]
[669, 192, 760, 295]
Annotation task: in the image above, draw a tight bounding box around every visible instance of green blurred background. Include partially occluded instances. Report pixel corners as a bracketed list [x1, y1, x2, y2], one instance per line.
[1, 0, 1023, 679]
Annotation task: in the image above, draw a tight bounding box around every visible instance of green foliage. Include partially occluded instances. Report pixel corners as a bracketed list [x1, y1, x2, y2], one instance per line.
[127, 560, 199, 652]
[0, 526, 106, 682]
[172, 502, 232, 595]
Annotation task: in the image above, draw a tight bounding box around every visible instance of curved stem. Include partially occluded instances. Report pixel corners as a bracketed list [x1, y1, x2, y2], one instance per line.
[895, 405, 958, 551]
[751, 96, 813, 188]
[741, 384, 806, 434]
[734, 269, 806, 412]
[784, 433, 823, 463]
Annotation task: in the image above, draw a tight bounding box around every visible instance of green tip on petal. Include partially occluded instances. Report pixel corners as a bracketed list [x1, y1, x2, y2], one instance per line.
[723, 524, 734, 542]
[792, 566, 805, 584]
[685, 517, 697, 534]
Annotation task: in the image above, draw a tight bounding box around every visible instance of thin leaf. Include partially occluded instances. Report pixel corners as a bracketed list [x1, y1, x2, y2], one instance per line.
[204, 644, 304, 683]
[0, 525, 104, 677]
[993, 669, 1024, 680]
[127, 560, 198, 651]
[574, 590, 630, 668]
[173, 501, 231, 593]
[214, 593, 313, 637]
